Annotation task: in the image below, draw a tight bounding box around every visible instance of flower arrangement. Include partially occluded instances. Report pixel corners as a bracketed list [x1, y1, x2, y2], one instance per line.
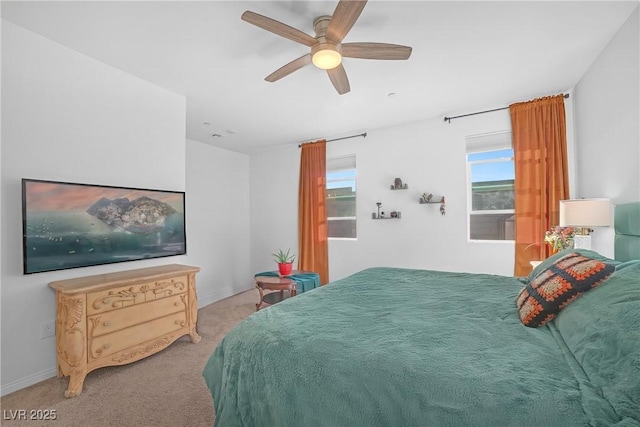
[544, 226, 575, 252]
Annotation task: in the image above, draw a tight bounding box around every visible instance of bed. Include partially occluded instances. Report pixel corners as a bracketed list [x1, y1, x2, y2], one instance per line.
[203, 203, 640, 427]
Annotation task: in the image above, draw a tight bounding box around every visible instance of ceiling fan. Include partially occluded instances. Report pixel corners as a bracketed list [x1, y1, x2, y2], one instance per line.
[241, 0, 412, 95]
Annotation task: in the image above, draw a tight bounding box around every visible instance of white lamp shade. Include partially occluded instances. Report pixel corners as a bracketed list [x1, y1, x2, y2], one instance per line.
[559, 198, 611, 227]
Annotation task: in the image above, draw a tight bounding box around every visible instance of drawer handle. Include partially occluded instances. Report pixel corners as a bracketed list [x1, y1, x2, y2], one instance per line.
[103, 343, 111, 350]
[103, 321, 112, 327]
[174, 302, 180, 306]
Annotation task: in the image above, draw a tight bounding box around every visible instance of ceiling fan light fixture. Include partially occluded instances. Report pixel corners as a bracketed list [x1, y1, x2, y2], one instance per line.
[311, 43, 342, 70]
[242, 2, 412, 94]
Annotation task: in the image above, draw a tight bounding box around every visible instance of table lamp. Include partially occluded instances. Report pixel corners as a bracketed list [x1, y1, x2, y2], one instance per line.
[559, 198, 611, 250]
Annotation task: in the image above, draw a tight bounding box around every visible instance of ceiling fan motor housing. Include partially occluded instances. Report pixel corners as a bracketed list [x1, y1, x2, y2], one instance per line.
[313, 15, 332, 38]
[311, 15, 342, 69]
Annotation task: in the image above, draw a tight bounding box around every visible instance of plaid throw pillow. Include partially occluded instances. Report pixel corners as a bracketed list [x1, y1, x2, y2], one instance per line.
[517, 252, 616, 328]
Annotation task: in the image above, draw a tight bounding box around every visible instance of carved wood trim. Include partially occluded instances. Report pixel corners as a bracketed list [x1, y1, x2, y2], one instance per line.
[57, 295, 86, 368]
[111, 336, 174, 363]
[91, 278, 186, 311]
[187, 272, 201, 343]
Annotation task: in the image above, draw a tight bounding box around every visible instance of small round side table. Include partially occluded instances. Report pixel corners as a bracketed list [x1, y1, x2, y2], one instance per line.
[254, 276, 297, 310]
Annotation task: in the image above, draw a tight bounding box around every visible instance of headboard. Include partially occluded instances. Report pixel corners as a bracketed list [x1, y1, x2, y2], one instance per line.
[614, 202, 640, 262]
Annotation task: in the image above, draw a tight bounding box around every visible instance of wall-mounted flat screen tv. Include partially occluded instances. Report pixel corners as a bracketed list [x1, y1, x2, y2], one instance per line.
[22, 179, 187, 274]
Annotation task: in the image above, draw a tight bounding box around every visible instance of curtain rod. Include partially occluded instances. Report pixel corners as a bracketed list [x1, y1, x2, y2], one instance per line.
[443, 93, 570, 123]
[298, 132, 367, 148]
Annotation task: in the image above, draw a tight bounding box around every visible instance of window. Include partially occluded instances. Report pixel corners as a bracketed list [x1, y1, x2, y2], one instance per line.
[466, 132, 515, 241]
[326, 154, 356, 239]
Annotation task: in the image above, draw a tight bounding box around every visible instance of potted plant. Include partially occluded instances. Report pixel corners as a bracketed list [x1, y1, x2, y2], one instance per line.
[272, 248, 295, 276]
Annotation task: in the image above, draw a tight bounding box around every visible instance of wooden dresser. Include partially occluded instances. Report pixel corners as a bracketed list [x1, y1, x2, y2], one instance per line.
[49, 264, 201, 397]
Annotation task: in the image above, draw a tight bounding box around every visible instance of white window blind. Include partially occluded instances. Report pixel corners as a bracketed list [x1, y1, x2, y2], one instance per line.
[327, 154, 356, 172]
[465, 130, 512, 153]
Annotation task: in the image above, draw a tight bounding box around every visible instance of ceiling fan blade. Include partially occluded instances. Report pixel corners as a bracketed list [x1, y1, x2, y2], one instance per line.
[325, 0, 367, 43]
[327, 64, 350, 95]
[341, 42, 412, 60]
[242, 11, 317, 47]
[265, 54, 312, 82]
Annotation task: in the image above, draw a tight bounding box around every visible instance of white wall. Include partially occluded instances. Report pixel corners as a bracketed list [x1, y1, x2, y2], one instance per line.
[250, 99, 576, 282]
[0, 21, 252, 396]
[249, 145, 301, 275]
[186, 140, 252, 305]
[573, 7, 640, 256]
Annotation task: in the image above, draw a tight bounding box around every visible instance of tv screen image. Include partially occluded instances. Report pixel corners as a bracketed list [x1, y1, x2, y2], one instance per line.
[22, 179, 186, 274]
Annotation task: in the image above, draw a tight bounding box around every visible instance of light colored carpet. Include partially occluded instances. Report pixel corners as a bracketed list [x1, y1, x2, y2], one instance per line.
[0, 289, 258, 427]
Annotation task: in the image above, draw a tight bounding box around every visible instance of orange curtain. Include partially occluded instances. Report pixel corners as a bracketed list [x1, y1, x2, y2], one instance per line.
[510, 94, 569, 276]
[298, 140, 329, 284]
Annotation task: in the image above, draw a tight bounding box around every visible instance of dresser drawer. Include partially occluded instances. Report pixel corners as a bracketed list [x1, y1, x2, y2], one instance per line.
[87, 275, 188, 315]
[89, 311, 187, 360]
[88, 294, 187, 338]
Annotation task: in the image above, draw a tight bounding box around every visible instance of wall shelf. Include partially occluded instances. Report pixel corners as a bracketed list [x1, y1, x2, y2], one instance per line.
[372, 212, 401, 220]
[372, 202, 401, 220]
[390, 184, 409, 190]
[419, 195, 446, 215]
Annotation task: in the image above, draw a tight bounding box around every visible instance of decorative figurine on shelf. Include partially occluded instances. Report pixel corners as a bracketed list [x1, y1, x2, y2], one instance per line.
[376, 202, 382, 219]
[394, 178, 403, 189]
[390, 211, 398, 218]
[422, 193, 433, 203]
[440, 197, 446, 216]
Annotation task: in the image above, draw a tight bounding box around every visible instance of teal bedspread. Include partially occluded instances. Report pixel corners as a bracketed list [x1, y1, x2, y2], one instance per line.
[203, 265, 640, 427]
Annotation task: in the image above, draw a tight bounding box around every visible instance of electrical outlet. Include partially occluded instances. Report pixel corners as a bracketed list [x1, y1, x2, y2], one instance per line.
[41, 321, 55, 339]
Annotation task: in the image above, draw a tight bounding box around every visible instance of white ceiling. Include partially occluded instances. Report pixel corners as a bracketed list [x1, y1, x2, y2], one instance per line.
[2, 1, 638, 154]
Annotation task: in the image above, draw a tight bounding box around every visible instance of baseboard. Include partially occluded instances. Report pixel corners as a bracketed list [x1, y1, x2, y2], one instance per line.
[0, 367, 57, 397]
[197, 286, 254, 308]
